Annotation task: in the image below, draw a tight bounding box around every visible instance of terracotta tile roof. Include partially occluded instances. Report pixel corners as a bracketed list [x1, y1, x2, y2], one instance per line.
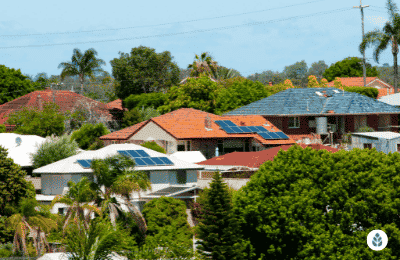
[100, 108, 295, 145]
[197, 143, 340, 168]
[106, 99, 127, 111]
[288, 134, 321, 143]
[327, 77, 393, 88]
[100, 120, 149, 140]
[0, 89, 113, 125]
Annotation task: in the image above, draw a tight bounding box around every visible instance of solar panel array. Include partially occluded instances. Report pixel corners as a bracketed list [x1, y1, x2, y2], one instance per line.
[77, 159, 93, 168]
[117, 149, 174, 167]
[214, 120, 289, 140]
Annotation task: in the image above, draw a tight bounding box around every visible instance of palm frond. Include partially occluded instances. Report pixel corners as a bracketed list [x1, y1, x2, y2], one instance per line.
[51, 195, 73, 208]
[373, 34, 391, 63]
[359, 30, 387, 61]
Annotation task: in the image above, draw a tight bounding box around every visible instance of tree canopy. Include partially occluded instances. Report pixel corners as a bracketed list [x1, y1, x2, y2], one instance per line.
[71, 123, 110, 150]
[123, 92, 167, 111]
[234, 145, 400, 259]
[322, 57, 379, 82]
[111, 46, 180, 99]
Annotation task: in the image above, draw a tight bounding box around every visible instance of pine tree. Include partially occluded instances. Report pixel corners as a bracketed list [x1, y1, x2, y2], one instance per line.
[196, 172, 249, 260]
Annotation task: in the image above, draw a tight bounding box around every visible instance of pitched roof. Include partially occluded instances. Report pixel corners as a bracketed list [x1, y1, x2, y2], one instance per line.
[100, 108, 295, 145]
[0, 89, 113, 124]
[223, 87, 400, 116]
[351, 131, 400, 140]
[106, 99, 127, 111]
[327, 77, 393, 88]
[379, 93, 400, 106]
[197, 143, 340, 168]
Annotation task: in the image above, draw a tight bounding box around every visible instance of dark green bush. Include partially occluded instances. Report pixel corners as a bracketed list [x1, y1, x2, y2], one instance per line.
[140, 141, 166, 154]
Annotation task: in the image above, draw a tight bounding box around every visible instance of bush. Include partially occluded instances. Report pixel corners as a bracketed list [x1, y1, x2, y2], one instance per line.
[71, 123, 110, 150]
[87, 138, 105, 150]
[356, 125, 375, 132]
[342, 86, 379, 99]
[124, 92, 167, 111]
[121, 108, 142, 129]
[140, 141, 166, 154]
[0, 124, 6, 133]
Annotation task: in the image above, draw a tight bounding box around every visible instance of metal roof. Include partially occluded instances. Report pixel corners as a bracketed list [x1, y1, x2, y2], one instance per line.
[142, 185, 201, 198]
[223, 88, 400, 116]
[378, 93, 400, 106]
[351, 131, 400, 140]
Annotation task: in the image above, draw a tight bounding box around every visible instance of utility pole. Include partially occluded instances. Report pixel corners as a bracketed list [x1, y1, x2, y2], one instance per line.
[354, 0, 369, 87]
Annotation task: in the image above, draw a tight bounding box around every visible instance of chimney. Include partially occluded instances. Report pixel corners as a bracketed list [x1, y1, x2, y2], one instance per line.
[71, 85, 75, 93]
[205, 115, 212, 129]
[268, 82, 273, 86]
[38, 93, 42, 111]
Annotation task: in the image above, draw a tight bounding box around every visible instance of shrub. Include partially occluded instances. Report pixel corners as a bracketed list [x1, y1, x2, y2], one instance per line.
[0, 124, 6, 133]
[71, 123, 110, 150]
[140, 141, 166, 154]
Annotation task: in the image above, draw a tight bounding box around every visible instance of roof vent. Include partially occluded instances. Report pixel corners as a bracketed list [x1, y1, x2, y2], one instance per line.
[16, 137, 22, 146]
[315, 91, 323, 96]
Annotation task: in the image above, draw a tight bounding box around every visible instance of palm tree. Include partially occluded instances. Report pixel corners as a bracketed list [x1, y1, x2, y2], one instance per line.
[50, 177, 102, 236]
[90, 154, 152, 237]
[215, 66, 242, 80]
[359, 0, 400, 93]
[6, 198, 58, 257]
[188, 52, 218, 79]
[58, 48, 106, 94]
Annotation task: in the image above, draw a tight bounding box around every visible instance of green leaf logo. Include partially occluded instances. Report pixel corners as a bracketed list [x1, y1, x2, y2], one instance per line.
[372, 233, 383, 247]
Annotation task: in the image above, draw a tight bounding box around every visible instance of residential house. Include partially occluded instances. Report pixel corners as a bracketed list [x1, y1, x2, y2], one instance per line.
[99, 108, 295, 159]
[223, 88, 400, 144]
[106, 98, 127, 125]
[327, 77, 394, 98]
[170, 151, 207, 164]
[379, 93, 400, 108]
[349, 131, 400, 154]
[33, 143, 204, 214]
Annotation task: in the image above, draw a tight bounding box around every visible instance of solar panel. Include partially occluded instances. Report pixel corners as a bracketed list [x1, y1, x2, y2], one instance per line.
[275, 132, 289, 139]
[230, 126, 244, 133]
[77, 159, 91, 168]
[126, 150, 140, 157]
[258, 132, 272, 139]
[136, 150, 150, 157]
[224, 120, 237, 127]
[256, 126, 269, 132]
[214, 120, 229, 128]
[268, 132, 280, 139]
[247, 126, 259, 132]
[141, 157, 156, 166]
[151, 157, 166, 165]
[239, 126, 252, 133]
[159, 157, 174, 165]
[133, 158, 147, 166]
[221, 126, 236, 134]
[117, 150, 130, 157]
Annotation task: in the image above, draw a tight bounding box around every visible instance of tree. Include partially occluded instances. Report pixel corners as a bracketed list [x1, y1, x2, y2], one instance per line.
[158, 76, 220, 114]
[0, 65, 39, 104]
[6, 198, 58, 257]
[322, 57, 379, 82]
[0, 124, 6, 133]
[71, 123, 110, 150]
[188, 52, 219, 80]
[31, 134, 80, 169]
[121, 109, 142, 129]
[308, 60, 328, 80]
[50, 177, 102, 235]
[360, 0, 400, 93]
[7, 102, 65, 137]
[90, 154, 152, 236]
[123, 92, 167, 111]
[87, 138, 105, 150]
[214, 79, 269, 115]
[58, 48, 106, 94]
[283, 60, 309, 86]
[111, 46, 180, 99]
[137, 106, 161, 121]
[233, 145, 400, 259]
[215, 66, 242, 80]
[140, 141, 166, 154]
[247, 70, 286, 85]
[196, 172, 252, 259]
[0, 145, 36, 217]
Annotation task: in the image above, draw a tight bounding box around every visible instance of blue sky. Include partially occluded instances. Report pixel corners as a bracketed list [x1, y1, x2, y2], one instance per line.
[0, 0, 395, 78]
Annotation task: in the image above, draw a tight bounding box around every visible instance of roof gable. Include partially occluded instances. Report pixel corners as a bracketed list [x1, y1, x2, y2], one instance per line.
[224, 88, 400, 116]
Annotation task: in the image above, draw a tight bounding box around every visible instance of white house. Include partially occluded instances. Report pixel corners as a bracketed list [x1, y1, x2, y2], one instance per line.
[33, 144, 204, 214]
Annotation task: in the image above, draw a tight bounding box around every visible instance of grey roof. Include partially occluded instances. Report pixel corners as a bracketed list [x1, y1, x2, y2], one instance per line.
[351, 131, 400, 140]
[379, 93, 400, 106]
[223, 88, 400, 116]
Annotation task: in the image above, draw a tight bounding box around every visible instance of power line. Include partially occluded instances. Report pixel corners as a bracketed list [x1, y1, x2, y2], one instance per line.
[0, 0, 330, 38]
[0, 7, 353, 49]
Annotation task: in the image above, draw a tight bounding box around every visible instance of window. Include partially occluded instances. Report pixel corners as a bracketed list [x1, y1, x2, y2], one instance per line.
[58, 208, 65, 215]
[177, 144, 185, 151]
[397, 144, 400, 152]
[217, 140, 223, 154]
[288, 117, 300, 128]
[364, 143, 372, 149]
[177, 170, 187, 184]
[186, 141, 191, 151]
[245, 139, 250, 151]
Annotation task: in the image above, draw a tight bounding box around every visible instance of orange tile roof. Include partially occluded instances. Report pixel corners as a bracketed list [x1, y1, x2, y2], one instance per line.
[100, 108, 295, 145]
[106, 99, 127, 111]
[0, 89, 113, 125]
[197, 143, 340, 168]
[327, 77, 393, 88]
[100, 120, 149, 140]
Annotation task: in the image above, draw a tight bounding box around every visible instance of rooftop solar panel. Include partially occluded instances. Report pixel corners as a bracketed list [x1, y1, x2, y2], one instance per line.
[117, 150, 130, 157]
[258, 132, 272, 140]
[221, 126, 236, 134]
[214, 120, 229, 128]
[136, 150, 150, 157]
[151, 157, 165, 165]
[77, 159, 91, 168]
[247, 126, 260, 132]
[133, 158, 147, 166]
[224, 120, 237, 127]
[230, 126, 244, 133]
[127, 150, 140, 157]
[276, 132, 289, 139]
[268, 132, 280, 139]
[256, 126, 269, 132]
[159, 157, 174, 165]
[239, 126, 252, 133]
[141, 157, 156, 166]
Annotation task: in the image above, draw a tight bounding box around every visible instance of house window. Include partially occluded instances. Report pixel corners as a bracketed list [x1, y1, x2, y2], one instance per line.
[397, 144, 400, 152]
[245, 140, 250, 151]
[364, 143, 372, 149]
[186, 141, 191, 151]
[288, 117, 300, 128]
[217, 140, 223, 154]
[177, 170, 187, 184]
[111, 140, 117, 144]
[58, 208, 65, 215]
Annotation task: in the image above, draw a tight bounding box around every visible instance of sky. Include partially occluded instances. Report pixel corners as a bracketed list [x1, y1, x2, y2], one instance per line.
[0, 0, 395, 79]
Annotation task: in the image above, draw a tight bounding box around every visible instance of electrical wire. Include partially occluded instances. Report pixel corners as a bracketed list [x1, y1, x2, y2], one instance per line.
[0, 0, 331, 38]
[0, 7, 353, 49]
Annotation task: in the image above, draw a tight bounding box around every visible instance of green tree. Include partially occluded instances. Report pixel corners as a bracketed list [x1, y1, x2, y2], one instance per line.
[214, 79, 269, 115]
[58, 48, 106, 94]
[31, 134, 80, 169]
[196, 172, 252, 260]
[283, 60, 309, 86]
[71, 123, 110, 150]
[0, 145, 36, 217]
[87, 138, 105, 150]
[137, 106, 161, 121]
[140, 141, 166, 154]
[247, 70, 286, 85]
[0, 124, 6, 133]
[322, 57, 379, 82]
[7, 102, 66, 137]
[0, 65, 39, 104]
[90, 154, 152, 236]
[215, 66, 242, 80]
[123, 92, 167, 111]
[360, 0, 400, 93]
[120, 108, 142, 129]
[6, 198, 58, 257]
[111, 46, 180, 98]
[234, 145, 400, 259]
[188, 52, 219, 79]
[308, 60, 329, 80]
[158, 76, 220, 114]
[0, 216, 14, 244]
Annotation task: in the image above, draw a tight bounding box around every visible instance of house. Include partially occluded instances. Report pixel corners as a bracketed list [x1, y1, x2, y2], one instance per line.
[0, 88, 114, 131]
[106, 98, 128, 124]
[327, 77, 394, 98]
[349, 131, 400, 154]
[99, 108, 295, 159]
[32, 143, 204, 214]
[379, 93, 400, 108]
[223, 88, 400, 144]
[170, 151, 207, 164]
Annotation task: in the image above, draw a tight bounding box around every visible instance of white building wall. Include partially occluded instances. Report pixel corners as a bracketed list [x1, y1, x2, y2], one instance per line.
[41, 173, 94, 195]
